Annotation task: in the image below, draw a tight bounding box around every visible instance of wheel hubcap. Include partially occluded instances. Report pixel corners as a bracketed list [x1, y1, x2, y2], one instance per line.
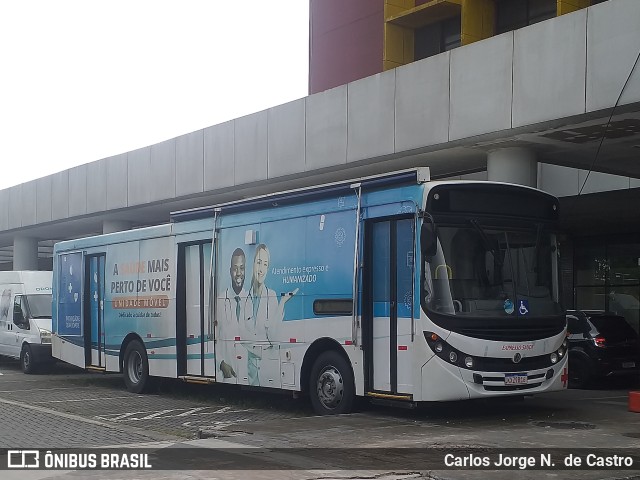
[316, 365, 344, 409]
[128, 351, 143, 384]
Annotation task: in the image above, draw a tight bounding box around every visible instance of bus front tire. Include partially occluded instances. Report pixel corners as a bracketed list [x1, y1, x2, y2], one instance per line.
[309, 351, 355, 415]
[123, 341, 150, 393]
[21, 344, 36, 374]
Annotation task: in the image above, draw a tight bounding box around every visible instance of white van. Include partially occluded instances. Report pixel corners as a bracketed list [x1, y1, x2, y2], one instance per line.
[0, 271, 54, 373]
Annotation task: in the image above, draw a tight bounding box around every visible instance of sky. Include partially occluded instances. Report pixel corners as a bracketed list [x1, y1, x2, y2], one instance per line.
[0, 1, 309, 190]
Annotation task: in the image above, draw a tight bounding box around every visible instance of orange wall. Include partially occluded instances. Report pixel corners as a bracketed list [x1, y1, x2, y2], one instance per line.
[309, 0, 384, 94]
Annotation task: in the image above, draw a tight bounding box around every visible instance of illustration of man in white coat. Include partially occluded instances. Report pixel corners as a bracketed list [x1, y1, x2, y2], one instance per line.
[218, 248, 247, 380]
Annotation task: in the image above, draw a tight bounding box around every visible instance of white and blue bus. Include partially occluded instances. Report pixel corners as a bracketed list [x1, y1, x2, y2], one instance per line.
[52, 168, 567, 414]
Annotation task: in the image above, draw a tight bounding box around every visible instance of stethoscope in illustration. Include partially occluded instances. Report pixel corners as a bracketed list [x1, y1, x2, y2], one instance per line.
[222, 285, 298, 346]
[223, 290, 270, 323]
[222, 290, 246, 322]
[222, 288, 273, 344]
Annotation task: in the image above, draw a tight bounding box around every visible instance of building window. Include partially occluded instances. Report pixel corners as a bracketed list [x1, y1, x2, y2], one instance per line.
[573, 240, 640, 335]
[441, 16, 461, 51]
[415, 16, 461, 61]
[496, 0, 556, 34]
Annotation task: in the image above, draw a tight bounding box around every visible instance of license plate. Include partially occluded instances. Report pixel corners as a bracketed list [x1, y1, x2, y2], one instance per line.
[505, 373, 528, 385]
[622, 362, 636, 369]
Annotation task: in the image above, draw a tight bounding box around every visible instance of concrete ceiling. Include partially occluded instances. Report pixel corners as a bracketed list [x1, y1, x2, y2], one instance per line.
[1, 102, 639, 263]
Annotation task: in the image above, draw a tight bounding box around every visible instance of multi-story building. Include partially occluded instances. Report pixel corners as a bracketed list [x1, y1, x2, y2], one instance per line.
[310, 0, 640, 328]
[310, 0, 609, 93]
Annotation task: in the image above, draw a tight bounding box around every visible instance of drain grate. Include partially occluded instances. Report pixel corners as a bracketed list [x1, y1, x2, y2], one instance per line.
[533, 421, 596, 430]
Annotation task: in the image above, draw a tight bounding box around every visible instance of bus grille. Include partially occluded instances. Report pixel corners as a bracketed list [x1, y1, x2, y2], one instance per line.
[473, 356, 553, 372]
[483, 383, 543, 391]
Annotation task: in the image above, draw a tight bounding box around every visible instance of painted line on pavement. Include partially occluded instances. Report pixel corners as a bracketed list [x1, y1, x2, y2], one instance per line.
[33, 396, 138, 404]
[0, 396, 178, 442]
[595, 400, 628, 406]
[582, 395, 629, 400]
[0, 386, 94, 393]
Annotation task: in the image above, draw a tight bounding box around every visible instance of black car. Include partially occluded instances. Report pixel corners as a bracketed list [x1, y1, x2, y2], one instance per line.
[566, 310, 640, 388]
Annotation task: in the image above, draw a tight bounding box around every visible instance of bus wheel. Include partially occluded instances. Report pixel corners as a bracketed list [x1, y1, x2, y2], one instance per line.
[123, 341, 150, 393]
[21, 344, 35, 374]
[309, 351, 355, 415]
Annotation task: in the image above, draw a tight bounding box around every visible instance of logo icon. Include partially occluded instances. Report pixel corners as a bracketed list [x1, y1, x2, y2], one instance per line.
[8, 450, 39, 469]
[404, 291, 413, 310]
[513, 353, 522, 364]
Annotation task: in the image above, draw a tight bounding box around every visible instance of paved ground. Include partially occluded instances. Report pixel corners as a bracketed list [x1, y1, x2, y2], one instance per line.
[0, 358, 307, 445]
[1, 357, 640, 479]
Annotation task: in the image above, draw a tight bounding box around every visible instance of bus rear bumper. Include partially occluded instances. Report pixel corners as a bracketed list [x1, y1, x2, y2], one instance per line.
[52, 335, 86, 369]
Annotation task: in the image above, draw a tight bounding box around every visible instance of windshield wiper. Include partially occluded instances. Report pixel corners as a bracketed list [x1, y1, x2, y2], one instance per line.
[533, 223, 542, 272]
[503, 231, 518, 299]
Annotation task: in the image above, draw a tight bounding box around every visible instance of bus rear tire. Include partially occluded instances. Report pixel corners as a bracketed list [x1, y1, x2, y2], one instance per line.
[309, 351, 355, 415]
[123, 341, 150, 393]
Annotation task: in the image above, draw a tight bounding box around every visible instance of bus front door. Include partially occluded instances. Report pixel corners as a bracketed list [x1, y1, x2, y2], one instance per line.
[84, 254, 106, 368]
[364, 217, 414, 396]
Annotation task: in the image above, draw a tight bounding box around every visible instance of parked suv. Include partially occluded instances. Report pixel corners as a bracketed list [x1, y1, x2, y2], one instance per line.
[566, 310, 640, 388]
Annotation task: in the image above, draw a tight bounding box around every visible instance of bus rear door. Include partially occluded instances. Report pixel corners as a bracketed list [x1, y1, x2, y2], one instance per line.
[84, 254, 106, 369]
[176, 241, 214, 378]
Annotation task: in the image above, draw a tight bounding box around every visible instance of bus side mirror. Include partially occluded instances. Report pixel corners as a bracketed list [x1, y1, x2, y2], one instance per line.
[420, 220, 437, 259]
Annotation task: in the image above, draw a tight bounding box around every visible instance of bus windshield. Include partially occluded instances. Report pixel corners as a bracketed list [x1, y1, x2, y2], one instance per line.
[423, 222, 562, 318]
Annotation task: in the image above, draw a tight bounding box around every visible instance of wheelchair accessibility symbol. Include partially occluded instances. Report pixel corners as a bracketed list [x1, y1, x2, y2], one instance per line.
[518, 300, 529, 316]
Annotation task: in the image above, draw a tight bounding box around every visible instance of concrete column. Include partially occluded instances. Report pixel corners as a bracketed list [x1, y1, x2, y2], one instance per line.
[487, 147, 537, 187]
[103, 220, 132, 234]
[13, 236, 39, 271]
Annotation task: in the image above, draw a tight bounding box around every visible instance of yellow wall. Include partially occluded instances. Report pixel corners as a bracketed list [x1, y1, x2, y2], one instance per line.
[461, 0, 495, 46]
[557, 0, 591, 16]
[383, 0, 595, 70]
[384, 1, 415, 71]
[383, 0, 494, 70]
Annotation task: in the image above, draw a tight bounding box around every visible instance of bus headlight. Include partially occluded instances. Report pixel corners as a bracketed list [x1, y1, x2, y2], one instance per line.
[424, 332, 476, 369]
[550, 353, 558, 364]
[557, 347, 565, 358]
